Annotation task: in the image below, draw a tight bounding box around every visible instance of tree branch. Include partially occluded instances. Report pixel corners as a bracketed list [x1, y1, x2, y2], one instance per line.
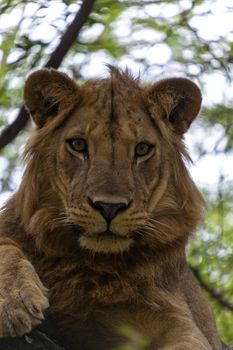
[191, 266, 233, 312]
[0, 0, 96, 151]
[45, 0, 95, 69]
[0, 330, 65, 350]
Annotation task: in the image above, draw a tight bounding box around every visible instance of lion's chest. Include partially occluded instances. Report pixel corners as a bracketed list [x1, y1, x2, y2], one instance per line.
[36, 260, 148, 349]
[34, 256, 165, 349]
[35, 257, 145, 310]
[43, 295, 160, 350]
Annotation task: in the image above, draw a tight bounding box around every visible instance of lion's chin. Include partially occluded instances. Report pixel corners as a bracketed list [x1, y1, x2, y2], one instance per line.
[78, 234, 133, 254]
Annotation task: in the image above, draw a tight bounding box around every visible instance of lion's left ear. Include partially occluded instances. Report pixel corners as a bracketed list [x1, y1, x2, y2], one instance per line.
[24, 68, 79, 128]
[146, 78, 202, 135]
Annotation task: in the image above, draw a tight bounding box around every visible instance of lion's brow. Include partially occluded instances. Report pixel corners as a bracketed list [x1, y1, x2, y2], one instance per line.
[109, 73, 116, 123]
[85, 121, 98, 135]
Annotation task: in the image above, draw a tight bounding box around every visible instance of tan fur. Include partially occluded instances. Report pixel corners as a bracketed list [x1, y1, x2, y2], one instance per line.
[0, 67, 229, 349]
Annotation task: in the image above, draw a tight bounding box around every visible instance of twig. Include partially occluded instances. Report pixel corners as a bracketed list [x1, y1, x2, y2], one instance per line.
[191, 266, 233, 312]
[0, 0, 96, 150]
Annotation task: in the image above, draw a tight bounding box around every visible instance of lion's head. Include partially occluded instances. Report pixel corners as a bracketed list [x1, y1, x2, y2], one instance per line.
[16, 67, 205, 256]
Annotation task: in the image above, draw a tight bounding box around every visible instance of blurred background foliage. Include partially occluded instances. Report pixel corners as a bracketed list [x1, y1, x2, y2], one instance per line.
[0, 0, 232, 344]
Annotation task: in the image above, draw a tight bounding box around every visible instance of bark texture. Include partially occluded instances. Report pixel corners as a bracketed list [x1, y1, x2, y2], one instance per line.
[0, 330, 65, 350]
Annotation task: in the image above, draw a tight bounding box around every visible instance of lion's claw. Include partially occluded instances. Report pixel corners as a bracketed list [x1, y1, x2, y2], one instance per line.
[0, 285, 49, 337]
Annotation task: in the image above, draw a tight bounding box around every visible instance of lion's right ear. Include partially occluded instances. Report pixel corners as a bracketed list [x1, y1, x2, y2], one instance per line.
[24, 69, 79, 128]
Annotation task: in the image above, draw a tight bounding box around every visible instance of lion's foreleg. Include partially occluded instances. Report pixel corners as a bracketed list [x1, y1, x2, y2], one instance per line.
[0, 237, 49, 337]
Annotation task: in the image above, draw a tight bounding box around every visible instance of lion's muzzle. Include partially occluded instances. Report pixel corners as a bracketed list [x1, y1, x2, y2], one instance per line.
[87, 197, 131, 225]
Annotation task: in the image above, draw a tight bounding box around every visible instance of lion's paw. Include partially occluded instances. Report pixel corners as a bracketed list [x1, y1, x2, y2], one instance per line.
[0, 284, 49, 337]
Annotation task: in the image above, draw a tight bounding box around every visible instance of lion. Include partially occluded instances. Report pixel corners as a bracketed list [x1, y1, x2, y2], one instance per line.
[0, 66, 230, 350]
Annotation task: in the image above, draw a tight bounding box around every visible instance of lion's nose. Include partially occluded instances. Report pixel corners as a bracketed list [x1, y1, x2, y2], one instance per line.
[87, 197, 130, 224]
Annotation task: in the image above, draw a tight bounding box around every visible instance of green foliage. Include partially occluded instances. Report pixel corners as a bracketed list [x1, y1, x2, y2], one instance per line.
[188, 184, 233, 343]
[114, 327, 148, 350]
[0, 0, 233, 344]
[202, 105, 233, 153]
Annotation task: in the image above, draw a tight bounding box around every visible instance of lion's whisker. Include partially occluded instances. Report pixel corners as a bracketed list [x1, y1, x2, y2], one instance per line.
[146, 217, 171, 230]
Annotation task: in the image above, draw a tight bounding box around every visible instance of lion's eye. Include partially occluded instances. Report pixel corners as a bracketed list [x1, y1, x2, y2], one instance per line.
[67, 138, 87, 154]
[135, 142, 154, 157]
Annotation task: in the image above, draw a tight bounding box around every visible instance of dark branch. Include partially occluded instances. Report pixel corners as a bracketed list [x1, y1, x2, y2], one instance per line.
[0, 330, 65, 350]
[191, 266, 233, 312]
[45, 0, 95, 69]
[0, 0, 96, 151]
[0, 107, 29, 150]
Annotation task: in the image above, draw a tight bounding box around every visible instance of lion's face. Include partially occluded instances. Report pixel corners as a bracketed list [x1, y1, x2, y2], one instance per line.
[55, 89, 163, 253]
[22, 67, 204, 255]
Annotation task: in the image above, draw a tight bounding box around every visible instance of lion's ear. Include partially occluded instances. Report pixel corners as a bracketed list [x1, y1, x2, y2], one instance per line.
[24, 69, 79, 128]
[146, 78, 202, 135]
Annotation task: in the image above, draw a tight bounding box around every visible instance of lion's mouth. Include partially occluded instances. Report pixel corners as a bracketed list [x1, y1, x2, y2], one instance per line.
[69, 223, 82, 237]
[95, 230, 130, 239]
[69, 224, 129, 239]
[69, 224, 133, 253]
